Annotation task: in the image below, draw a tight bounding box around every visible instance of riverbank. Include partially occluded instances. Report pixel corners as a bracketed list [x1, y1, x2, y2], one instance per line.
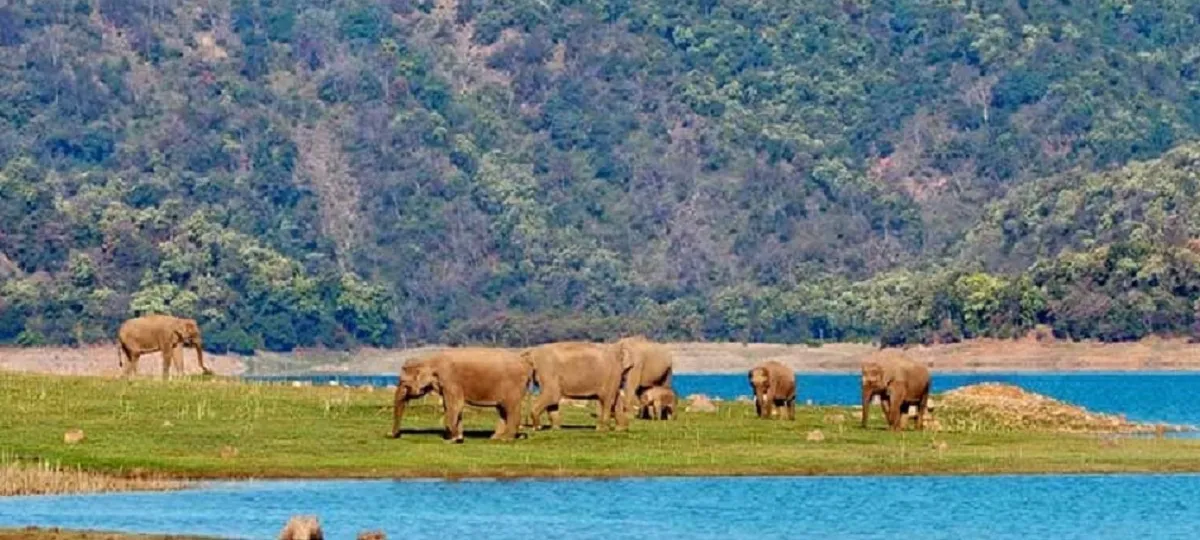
[0, 458, 185, 496]
[0, 528, 216, 540]
[2, 372, 1199, 485]
[1, 336, 1198, 378]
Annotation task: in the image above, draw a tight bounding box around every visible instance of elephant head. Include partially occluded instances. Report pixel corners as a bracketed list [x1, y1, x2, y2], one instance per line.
[748, 367, 770, 417]
[172, 318, 210, 375]
[392, 360, 440, 438]
[860, 361, 888, 427]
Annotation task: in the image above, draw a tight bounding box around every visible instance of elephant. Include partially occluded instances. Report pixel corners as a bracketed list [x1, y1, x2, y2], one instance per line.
[860, 351, 931, 431]
[748, 361, 796, 420]
[638, 385, 676, 420]
[391, 348, 532, 443]
[616, 336, 674, 415]
[524, 341, 633, 431]
[117, 314, 211, 380]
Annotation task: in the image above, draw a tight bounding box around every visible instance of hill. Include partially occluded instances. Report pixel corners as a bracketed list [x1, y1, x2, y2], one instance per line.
[2, 0, 1200, 350]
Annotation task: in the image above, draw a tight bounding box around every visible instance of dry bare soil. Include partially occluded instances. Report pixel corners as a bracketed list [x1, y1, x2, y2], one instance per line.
[1, 335, 1198, 377]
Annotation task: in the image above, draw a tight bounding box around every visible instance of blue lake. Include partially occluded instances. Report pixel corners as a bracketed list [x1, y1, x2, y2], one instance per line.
[249, 372, 1200, 427]
[3, 475, 1200, 539]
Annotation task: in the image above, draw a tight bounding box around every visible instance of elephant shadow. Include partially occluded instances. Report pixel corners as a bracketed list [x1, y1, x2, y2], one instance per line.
[394, 428, 531, 440]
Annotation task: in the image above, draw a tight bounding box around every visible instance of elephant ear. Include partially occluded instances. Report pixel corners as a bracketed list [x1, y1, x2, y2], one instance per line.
[618, 342, 636, 372]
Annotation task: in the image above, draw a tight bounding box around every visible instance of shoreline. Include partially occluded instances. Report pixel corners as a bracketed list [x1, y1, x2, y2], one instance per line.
[3, 336, 1199, 378]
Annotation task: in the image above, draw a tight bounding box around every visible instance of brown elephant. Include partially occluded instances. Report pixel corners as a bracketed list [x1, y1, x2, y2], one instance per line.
[748, 361, 796, 420]
[117, 314, 211, 380]
[638, 385, 676, 420]
[391, 348, 532, 443]
[860, 351, 931, 431]
[524, 341, 633, 431]
[616, 336, 674, 414]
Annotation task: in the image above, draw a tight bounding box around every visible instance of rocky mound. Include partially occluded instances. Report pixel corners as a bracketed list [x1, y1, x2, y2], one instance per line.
[934, 383, 1192, 434]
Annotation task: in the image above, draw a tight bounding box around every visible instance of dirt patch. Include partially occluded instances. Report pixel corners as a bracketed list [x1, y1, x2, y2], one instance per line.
[934, 383, 1193, 434]
[0, 345, 245, 378]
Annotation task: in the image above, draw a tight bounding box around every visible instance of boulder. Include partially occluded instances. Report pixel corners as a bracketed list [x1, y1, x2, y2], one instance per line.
[279, 515, 323, 540]
[63, 429, 85, 445]
[684, 395, 717, 413]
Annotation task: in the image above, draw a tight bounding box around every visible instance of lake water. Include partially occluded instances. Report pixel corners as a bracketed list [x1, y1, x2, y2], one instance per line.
[248, 372, 1200, 427]
[3, 475, 1200, 539]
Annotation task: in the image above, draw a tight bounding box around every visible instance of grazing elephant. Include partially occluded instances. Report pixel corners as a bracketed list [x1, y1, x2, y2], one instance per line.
[616, 336, 674, 414]
[748, 361, 796, 420]
[860, 352, 931, 431]
[391, 348, 532, 443]
[524, 341, 633, 431]
[117, 314, 211, 380]
[638, 386, 676, 420]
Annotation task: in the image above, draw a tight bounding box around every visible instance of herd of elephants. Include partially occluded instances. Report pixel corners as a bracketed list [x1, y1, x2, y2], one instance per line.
[116, 314, 933, 443]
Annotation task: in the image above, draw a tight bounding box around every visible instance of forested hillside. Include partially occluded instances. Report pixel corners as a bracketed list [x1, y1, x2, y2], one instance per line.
[2, 0, 1200, 351]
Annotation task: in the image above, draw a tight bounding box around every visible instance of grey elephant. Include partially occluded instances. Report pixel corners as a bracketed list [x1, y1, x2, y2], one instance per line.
[638, 385, 676, 420]
[748, 360, 796, 420]
[391, 348, 533, 443]
[117, 314, 212, 380]
[860, 351, 931, 431]
[524, 341, 633, 431]
[616, 336, 674, 415]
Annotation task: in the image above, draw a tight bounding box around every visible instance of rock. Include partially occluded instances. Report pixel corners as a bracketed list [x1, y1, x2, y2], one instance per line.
[328, 381, 340, 387]
[162, 420, 173, 428]
[357, 531, 387, 540]
[63, 429, 85, 445]
[805, 429, 825, 442]
[291, 381, 304, 387]
[279, 515, 323, 540]
[219, 445, 239, 459]
[685, 395, 717, 413]
[931, 440, 949, 452]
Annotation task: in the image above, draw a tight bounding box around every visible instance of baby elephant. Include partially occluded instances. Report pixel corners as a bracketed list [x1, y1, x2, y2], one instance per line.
[748, 360, 797, 420]
[638, 386, 676, 420]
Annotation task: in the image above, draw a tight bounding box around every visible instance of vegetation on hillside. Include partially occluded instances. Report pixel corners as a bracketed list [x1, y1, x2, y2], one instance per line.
[2, 0, 1200, 350]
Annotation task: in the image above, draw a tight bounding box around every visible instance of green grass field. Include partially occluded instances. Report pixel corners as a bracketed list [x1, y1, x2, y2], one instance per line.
[2, 372, 1199, 480]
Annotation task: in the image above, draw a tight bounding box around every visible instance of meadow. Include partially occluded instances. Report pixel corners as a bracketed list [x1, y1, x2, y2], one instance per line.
[2, 372, 1199, 482]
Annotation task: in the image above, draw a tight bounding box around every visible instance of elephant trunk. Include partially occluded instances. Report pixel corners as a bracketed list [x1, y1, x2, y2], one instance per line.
[861, 387, 872, 428]
[392, 386, 409, 438]
[195, 340, 211, 374]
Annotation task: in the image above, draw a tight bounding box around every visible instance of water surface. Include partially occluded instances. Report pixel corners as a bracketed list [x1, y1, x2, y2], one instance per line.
[2, 475, 1198, 539]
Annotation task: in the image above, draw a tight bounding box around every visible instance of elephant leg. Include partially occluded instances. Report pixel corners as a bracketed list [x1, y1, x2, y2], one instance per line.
[596, 395, 612, 431]
[860, 388, 872, 428]
[613, 390, 629, 431]
[122, 350, 139, 378]
[548, 406, 563, 430]
[160, 347, 173, 381]
[443, 396, 465, 443]
[916, 391, 930, 430]
[786, 398, 796, 421]
[886, 392, 906, 431]
[504, 396, 523, 439]
[491, 411, 507, 440]
[529, 383, 559, 430]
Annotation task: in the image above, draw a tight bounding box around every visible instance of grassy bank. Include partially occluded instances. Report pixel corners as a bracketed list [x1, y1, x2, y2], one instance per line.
[0, 457, 185, 496]
[1, 372, 1198, 481]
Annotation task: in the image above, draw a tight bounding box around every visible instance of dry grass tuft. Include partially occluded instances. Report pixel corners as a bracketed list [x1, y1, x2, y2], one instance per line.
[0, 457, 186, 496]
[935, 383, 1194, 434]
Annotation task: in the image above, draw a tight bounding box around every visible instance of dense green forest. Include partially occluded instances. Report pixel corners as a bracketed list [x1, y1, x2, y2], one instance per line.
[2, 0, 1200, 352]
